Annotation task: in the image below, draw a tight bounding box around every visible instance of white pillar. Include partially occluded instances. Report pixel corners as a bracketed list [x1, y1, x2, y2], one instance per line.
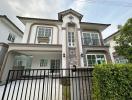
[22, 23, 32, 43]
[77, 30, 84, 67]
[62, 29, 67, 69]
[1, 52, 14, 82]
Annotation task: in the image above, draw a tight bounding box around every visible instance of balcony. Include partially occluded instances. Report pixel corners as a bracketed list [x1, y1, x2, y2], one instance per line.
[1, 68, 93, 100]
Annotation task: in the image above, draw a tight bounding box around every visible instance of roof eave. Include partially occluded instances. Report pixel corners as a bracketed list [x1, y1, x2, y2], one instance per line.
[17, 16, 61, 25]
[80, 22, 111, 32]
[81, 22, 111, 27]
[0, 15, 24, 35]
[104, 30, 120, 41]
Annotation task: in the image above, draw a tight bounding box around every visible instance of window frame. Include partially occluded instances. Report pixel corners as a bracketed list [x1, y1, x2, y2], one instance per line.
[40, 59, 48, 67]
[86, 54, 107, 67]
[8, 33, 15, 42]
[14, 56, 25, 67]
[50, 59, 61, 73]
[114, 56, 128, 64]
[67, 32, 75, 47]
[37, 26, 53, 44]
[82, 32, 101, 46]
[14, 59, 23, 66]
[50, 59, 60, 69]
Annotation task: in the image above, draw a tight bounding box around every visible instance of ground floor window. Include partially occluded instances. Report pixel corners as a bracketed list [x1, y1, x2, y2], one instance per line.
[13, 55, 32, 69]
[50, 59, 60, 72]
[86, 54, 106, 66]
[15, 59, 23, 66]
[40, 59, 48, 67]
[114, 56, 128, 64]
[14, 56, 26, 67]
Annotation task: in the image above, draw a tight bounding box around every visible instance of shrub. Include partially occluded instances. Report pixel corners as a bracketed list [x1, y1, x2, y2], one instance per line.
[92, 64, 132, 100]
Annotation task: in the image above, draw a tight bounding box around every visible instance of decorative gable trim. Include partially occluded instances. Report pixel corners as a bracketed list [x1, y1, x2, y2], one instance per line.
[58, 9, 83, 21]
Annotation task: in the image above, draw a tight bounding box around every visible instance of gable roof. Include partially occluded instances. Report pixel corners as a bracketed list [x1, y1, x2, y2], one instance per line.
[104, 30, 120, 41]
[17, 16, 110, 31]
[58, 9, 83, 21]
[17, 9, 110, 31]
[0, 15, 23, 35]
[17, 16, 60, 25]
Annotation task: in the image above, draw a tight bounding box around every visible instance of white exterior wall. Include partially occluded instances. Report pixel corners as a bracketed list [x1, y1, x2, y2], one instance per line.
[105, 38, 117, 63]
[22, 23, 32, 43]
[22, 23, 59, 44]
[58, 25, 62, 44]
[0, 20, 23, 43]
[61, 29, 66, 69]
[31, 53, 62, 69]
[78, 30, 84, 67]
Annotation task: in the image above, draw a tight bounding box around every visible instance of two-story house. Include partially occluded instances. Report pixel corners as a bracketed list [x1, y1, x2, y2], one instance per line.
[104, 31, 128, 63]
[0, 9, 111, 82]
[0, 15, 23, 71]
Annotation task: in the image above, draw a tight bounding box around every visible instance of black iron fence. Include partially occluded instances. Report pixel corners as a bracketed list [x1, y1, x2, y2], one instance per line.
[2, 68, 93, 100]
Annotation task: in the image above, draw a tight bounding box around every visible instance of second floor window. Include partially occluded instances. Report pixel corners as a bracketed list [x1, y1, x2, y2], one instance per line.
[82, 32, 100, 46]
[37, 27, 52, 43]
[68, 32, 75, 47]
[8, 33, 15, 42]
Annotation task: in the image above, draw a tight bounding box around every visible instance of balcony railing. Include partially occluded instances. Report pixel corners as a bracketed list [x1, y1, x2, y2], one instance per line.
[2, 68, 93, 100]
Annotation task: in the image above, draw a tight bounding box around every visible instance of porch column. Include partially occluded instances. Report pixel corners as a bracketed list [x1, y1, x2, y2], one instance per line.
[0, 51, 14, 82]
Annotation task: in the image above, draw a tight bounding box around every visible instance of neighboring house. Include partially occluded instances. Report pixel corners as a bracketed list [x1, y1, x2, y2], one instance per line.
[0, 9, 111, 82]
[0, 15, 23, 71]
[104, 31, 128, 63]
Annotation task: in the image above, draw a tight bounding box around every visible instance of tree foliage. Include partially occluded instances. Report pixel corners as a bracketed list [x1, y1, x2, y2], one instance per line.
[114, 18, 132, 63]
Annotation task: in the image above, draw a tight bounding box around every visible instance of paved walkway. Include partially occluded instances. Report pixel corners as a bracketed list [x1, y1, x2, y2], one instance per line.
[0, 85, 4, 100]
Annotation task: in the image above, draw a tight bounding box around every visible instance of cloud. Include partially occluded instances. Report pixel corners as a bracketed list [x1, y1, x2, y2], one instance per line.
[0, 0, 74, 31]
[0, 0, 132, 37]
[0, 0, 25, 31]
[7, 0, 74, 18]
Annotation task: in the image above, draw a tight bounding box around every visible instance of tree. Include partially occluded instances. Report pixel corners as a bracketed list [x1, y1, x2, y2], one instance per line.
[114, 18, 132, 63]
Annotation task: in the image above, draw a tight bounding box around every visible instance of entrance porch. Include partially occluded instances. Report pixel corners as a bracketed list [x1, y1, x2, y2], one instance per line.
[0, 43, 62, 82]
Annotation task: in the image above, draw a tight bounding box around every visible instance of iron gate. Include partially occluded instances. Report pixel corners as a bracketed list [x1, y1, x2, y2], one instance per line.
[1, 68, 93, 100]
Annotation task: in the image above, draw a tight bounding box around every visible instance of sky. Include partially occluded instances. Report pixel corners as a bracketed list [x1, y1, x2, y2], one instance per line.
[0, 0, 132, 38]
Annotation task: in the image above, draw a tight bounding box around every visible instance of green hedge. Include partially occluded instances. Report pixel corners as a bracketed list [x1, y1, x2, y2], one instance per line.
[92, 64, 132, 100]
